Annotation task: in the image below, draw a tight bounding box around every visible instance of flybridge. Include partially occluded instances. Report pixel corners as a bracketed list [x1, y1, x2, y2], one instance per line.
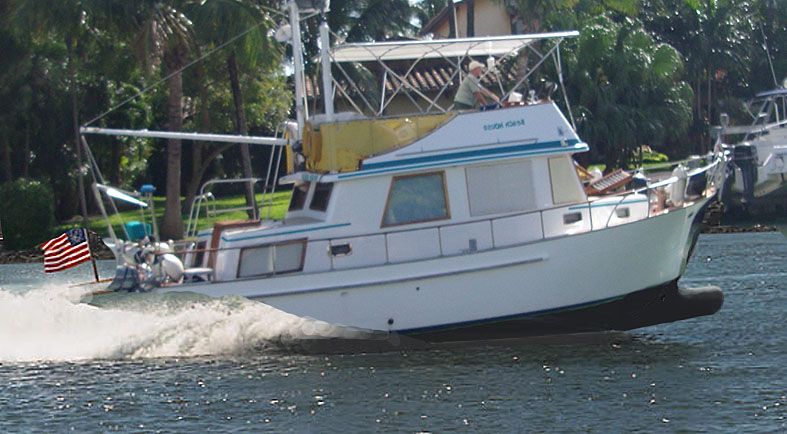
[325, 32, 579, 118]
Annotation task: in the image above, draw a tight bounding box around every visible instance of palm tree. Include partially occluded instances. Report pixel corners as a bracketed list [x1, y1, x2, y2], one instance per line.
[562, 15, 693, 168]
[640, 0, 755, 150]
[413, 0, 445, 29]
[121, 0, 197, 240]
[188, 0, 279, 220]
[327, 0, 416, 42]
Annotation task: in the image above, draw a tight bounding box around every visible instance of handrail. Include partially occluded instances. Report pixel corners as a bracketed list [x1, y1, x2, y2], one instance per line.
[179, 187, 655, 273]
[186, 177, 263, 238]
[172, 154, 724, 278]
[185, 125, 291, 237]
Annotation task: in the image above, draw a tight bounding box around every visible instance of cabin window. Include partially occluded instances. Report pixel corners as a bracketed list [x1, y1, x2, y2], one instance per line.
[309, 182, 334, 211]
[465, 161, 536, 216]
[549, 156, 585, 205]
[288, 182, 310, 211]
[382, 172, 449, 227]
[237, 240, 306, 278]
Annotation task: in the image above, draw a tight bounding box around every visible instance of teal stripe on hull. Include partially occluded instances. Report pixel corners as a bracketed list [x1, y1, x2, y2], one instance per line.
[339, 140, 587, 180]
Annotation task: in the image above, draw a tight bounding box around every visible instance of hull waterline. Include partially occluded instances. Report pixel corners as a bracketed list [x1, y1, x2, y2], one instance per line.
[403, 279, 722, 342]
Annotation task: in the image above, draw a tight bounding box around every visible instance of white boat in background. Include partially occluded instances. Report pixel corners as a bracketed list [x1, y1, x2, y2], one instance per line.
[80, 0, 727, 342]
[716, 87, 787, 216]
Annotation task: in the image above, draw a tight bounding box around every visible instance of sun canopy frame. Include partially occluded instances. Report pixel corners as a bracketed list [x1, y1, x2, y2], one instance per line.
[331, 31, 579, 63]
[325, 31, 579, 118]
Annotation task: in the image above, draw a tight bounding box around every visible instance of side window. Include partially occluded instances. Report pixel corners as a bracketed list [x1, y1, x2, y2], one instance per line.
[288, 182, 311, 211]
[309, 183, 334, 211]
[466, 161, 536, 216]
[549, 156, 585, 205]
[382, 172, 449, 227]
[237, 240, 306, 278]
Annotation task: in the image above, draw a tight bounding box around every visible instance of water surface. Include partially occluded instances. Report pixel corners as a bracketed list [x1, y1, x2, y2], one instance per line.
[0, 233, 784, 432]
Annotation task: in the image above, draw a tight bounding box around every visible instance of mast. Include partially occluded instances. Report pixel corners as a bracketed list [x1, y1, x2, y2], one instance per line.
[289, 1, 307, 137]
[319, 19, 335, 120]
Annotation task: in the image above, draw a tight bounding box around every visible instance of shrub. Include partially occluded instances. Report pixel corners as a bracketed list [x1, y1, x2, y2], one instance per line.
[0, 179, 56, 250]
[642, 151, 669, 164]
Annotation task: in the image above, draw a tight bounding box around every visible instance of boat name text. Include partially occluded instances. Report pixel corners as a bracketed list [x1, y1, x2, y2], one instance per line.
[483, 118, 526, 131]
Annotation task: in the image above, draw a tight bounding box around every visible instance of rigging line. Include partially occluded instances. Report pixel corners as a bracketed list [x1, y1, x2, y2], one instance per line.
[83, 18, 272, 127]
[554, 42, 576, 131]
[760, 24, 778, 88]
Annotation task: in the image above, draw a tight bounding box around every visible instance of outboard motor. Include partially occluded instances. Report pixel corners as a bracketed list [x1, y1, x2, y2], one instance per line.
[732, 143, 758, 204]
[157, 253, 184, 284]
[108, 240, 185, 292]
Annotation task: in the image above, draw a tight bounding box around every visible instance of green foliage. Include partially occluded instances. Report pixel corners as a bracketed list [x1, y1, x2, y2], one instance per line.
[413, 0, 446, 27]
[0, 178, 56, 250]
[328, 0, 417, 42]
[0, 0, 783, 221]
[639, 0, 757, 125]
[642, 149, 668, 163]
[561, 15, 693, 168]
[57, 191, 292, 238]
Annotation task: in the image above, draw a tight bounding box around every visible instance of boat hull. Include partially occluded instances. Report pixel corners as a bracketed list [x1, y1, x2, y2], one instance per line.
[405, 279, 722, 342]
[105, 197, 716, 341]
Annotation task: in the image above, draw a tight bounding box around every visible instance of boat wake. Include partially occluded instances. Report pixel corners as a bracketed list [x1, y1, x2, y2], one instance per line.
[0, 285, 368, 363]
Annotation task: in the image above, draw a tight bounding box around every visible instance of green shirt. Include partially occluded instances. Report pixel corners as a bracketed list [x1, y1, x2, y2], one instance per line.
[454, 74, 481, 108]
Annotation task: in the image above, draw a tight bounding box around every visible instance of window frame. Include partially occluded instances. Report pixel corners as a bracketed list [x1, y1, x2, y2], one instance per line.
[309, 182, 334, 212]
[380, 171, 451, 228]
[236, 238, 308, 278]
[288, 182, 311, 211]
[548, 156, 585, 206]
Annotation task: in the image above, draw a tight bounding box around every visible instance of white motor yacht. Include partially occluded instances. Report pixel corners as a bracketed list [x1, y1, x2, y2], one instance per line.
[80, 0, 727, 342]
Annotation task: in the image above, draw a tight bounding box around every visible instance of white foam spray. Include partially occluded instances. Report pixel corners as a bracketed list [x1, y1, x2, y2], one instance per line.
[0, 285, 359, 363]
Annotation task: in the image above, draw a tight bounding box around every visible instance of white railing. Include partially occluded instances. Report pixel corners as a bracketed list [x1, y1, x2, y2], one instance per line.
[186, 177, 263, 238]
[178, 153, 725, 279]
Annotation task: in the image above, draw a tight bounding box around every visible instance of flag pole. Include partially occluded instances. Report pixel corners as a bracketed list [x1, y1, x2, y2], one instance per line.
[85, 228, 100, 283]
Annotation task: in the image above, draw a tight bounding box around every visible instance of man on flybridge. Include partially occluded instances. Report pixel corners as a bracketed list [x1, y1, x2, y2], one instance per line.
[453, 60, 500, 110]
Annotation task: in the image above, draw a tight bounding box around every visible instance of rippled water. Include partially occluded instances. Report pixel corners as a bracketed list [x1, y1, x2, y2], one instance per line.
[0, 233, 784, 432]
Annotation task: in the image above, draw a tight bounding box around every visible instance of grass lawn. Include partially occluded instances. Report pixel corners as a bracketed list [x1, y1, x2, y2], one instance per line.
[58, 191, 292, 239]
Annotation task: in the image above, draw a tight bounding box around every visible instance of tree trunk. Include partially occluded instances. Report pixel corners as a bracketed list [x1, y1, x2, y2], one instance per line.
[67, 38, 89, 220]
[696, 73, 701, 124]
[1, 135, 11, 183]
[185, 142, 203, 216]
[447, 0, 456, 38]
[466, 0, 475, 38]
[186, 143, 233, 215]
[227, 50, 257, 220]
[22, 119, 30, 178]
[160, 48, 185, 240]
[185, 65, 213, 214]
[183, 65, 235, 229]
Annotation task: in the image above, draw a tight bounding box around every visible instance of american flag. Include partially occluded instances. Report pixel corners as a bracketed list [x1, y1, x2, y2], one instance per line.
[41, 228, 92, 273]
